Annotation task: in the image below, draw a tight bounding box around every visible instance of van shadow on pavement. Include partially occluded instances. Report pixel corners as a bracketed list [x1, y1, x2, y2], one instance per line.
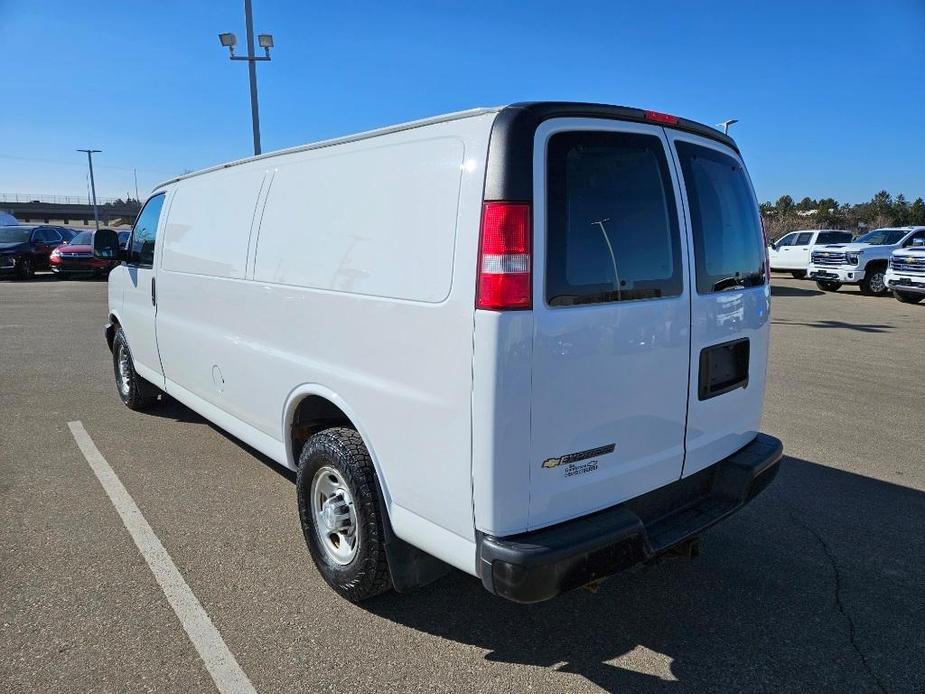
[362, 457, 924, 693]
[135, 394, 923, 691]
[770, 284, 823, 298]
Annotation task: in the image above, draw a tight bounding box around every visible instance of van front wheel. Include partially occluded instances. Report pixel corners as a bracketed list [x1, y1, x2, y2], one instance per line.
[111, 327, 160, 410]
[296, 427, 391, 602]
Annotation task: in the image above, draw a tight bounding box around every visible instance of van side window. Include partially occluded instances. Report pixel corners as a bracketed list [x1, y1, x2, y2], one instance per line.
[676, 142, 766, 293]
[545, 131, 683, 306]
[128, 193, 166, 267]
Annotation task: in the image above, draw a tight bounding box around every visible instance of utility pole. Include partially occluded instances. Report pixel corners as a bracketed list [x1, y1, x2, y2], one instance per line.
[133, 168, 140, 201]
[218, 1, 274, 156]
[77, 149, 102, 230]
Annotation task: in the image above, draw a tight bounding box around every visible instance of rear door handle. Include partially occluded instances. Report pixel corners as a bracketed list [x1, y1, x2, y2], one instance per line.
[151, 277, 156, 307]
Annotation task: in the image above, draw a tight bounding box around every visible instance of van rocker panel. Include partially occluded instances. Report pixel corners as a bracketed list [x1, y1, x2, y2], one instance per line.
[476, 433, 782, 603]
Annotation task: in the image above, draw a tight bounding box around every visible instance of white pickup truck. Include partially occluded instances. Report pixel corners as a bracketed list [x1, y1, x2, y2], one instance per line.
[768, 229, 853, 279]
[885, 240, 925, 304]
[808, 226, 925, 295]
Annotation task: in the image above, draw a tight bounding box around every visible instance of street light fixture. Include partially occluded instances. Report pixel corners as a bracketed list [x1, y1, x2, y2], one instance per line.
[218, 32, 238, 55]
[218, 0, 274, 156]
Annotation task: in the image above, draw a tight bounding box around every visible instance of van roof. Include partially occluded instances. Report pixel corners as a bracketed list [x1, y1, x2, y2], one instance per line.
[153, 102, 737, 192]
[153, 106, 503, 190]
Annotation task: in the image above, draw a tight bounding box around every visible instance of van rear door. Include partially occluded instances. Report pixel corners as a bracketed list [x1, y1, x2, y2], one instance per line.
[667, 132, 769, 476]
[528, 119, 691, 530]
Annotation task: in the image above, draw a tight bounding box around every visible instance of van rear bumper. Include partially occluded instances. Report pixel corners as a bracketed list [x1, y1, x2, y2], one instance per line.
[476, 433, 783, 603]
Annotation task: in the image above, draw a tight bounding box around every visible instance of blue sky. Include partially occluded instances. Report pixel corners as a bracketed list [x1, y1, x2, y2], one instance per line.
[2, 0, 923, 204]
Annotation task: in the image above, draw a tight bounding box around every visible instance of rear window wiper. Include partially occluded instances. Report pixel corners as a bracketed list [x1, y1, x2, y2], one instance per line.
[712, 276, 746, 292]
[712, 272, 765, 292]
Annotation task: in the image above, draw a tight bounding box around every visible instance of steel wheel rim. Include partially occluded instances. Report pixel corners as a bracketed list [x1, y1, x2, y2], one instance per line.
[870, 272, 885, 294]
[310, 466, 359, 565]
[117, 343, 132, 396]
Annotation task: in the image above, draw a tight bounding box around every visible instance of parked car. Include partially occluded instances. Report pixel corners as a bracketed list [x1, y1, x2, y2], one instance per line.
[49, 230, 121, 278]
[94, 102, 782, 604]
[0, 224, 71, 279]
[885, 238, 925, 303]
[808, 226, 925, 294]
[768, 229, 853, 278]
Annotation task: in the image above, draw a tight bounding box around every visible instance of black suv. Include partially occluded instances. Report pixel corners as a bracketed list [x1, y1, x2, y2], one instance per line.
[0, 225, 74, 279]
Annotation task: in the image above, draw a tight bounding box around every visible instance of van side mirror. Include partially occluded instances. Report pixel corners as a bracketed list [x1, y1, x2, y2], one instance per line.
[912, 237, 925, 248]
[93, 228, 121, 260]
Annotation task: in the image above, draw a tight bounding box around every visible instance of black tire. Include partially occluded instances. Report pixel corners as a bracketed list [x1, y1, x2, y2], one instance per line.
[111, 327, 160, 410]
[860, 265, 888, 296]
[296, 427, 391, 602]
[816, 280, 841, 292]
[17, 257, 34, 280]
[790, 270, 807, 279]
[894, 290, 923, 304]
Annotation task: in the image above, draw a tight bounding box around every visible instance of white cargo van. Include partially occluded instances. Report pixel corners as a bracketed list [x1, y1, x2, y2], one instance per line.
[95, 102, 782, 603]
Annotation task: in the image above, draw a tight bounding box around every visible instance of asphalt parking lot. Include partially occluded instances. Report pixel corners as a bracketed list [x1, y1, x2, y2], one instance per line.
[2, 274, 923, 693]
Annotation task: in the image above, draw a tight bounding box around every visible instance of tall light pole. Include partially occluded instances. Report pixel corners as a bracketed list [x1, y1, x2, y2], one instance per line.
[77, 149, 102, 230]
[219, 0, 274, 156]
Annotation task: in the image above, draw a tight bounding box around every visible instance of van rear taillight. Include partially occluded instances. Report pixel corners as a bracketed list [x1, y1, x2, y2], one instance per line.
[476, 202, 531, 310]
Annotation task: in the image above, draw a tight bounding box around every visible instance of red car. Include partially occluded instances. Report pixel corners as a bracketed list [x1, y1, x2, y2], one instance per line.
[50, 230, 124, 279]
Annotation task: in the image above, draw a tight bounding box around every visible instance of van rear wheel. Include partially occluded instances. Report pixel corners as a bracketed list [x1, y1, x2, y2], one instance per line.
[816, 280, 841, 292]
[296, 427, 391, 602]
[111, 327, 160, 410]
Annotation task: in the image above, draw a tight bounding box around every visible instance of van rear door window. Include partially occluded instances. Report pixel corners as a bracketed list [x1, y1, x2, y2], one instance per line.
[675, 142, 766, 293]
[545, 131, 683, 306]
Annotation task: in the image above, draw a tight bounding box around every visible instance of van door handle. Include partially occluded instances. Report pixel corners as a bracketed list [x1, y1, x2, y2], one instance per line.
[151, 277, 156, 307]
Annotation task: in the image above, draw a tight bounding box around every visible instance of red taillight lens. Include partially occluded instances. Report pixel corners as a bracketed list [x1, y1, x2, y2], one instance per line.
[644, 110, 679, 125]
[476, 202, 531, 310]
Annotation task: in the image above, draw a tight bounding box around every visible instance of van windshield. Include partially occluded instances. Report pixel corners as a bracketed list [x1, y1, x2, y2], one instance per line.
[545, 131, 683, 306]
[676, 142, 766, 293]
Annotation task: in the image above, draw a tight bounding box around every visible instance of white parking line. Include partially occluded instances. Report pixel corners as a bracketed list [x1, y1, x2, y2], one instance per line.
[67, 421, 258, 694]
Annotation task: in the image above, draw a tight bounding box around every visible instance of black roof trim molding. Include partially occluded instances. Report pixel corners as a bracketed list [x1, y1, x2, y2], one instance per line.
[484, 101, 739, 201]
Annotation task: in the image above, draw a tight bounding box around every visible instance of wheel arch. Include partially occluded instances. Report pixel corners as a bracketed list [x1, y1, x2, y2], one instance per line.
[105, 310, 123, 352]
[282, 384, 393, 509]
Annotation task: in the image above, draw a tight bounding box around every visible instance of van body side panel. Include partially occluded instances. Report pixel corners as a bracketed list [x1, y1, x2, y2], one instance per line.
[155, 167, 268, 428]
[665, 131, 769, 476]
[253, 137, 465, 303]
[151, 115, 494, 563]
[471, 311, 533, 536]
